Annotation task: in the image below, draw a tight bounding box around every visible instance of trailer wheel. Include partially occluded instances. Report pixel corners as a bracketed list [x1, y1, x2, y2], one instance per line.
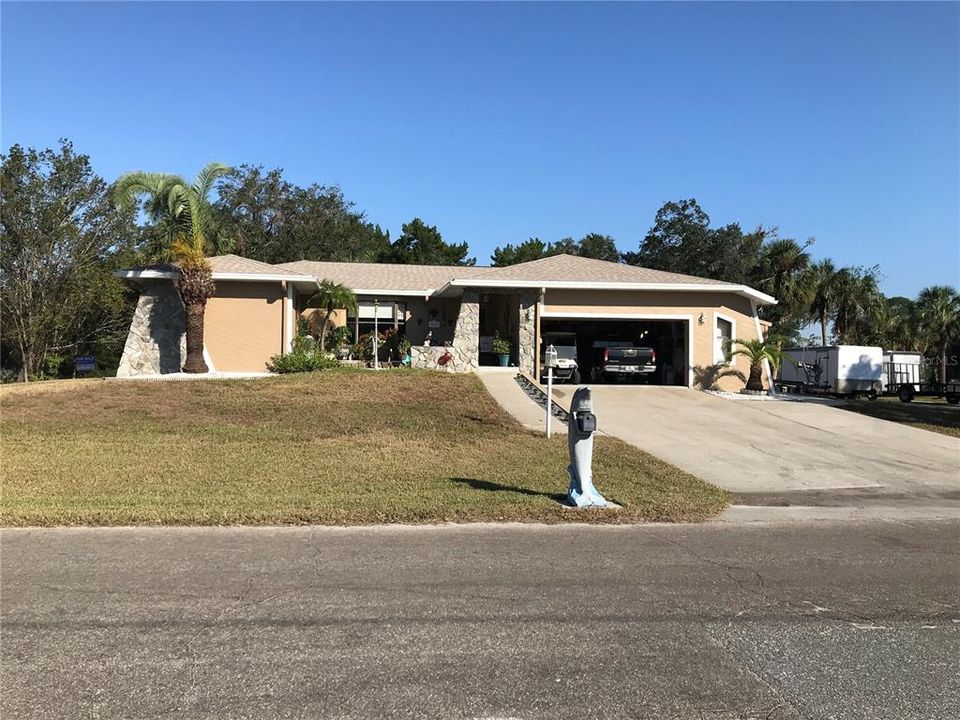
[898, 385, 916, 403]
[947, 394, 960, 405]
[866, 388, 879, 402]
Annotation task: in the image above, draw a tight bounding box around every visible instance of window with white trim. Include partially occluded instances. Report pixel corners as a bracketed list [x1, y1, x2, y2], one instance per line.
[715, 316, 734, 364]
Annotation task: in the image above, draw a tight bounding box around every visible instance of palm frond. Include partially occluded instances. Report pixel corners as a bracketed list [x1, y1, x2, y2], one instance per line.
[193, 162, 233, 200]
[112, 171, 176, 210]
[306, 280, 358, 314]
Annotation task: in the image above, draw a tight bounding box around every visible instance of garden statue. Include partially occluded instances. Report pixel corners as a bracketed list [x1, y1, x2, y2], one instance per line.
[566, 386, 607, 508]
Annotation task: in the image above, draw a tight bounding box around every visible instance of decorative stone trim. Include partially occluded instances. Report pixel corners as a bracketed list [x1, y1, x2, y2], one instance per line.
[116, 280, 186, 377]
[450, 290, 480, 372]
[517, 290, 537, 376]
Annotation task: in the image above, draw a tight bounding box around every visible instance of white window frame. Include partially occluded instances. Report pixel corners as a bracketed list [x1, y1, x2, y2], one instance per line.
[713, 312, 736, 365]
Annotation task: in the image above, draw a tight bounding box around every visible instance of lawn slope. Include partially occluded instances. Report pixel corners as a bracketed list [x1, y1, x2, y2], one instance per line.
[842, 397, 960, 438]
[1, 370, 728, 526]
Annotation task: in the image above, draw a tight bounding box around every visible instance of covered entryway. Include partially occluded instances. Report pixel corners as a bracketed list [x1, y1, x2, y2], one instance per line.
[539, 316, 691, 386]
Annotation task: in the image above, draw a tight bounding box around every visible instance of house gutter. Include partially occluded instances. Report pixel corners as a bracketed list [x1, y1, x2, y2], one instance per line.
[435, 278, 778, 305]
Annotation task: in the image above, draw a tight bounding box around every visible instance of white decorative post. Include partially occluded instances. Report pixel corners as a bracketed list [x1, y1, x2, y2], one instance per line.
[544, 344, 558, 438]
[373, 299, 379, 371]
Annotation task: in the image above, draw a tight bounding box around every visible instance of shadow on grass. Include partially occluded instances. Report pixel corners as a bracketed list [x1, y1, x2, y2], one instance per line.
[844, 399, 960, 436]
[450, 477, 568, 504]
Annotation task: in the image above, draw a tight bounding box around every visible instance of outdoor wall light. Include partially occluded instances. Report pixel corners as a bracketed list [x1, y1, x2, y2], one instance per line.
[698, 313, 705, 325]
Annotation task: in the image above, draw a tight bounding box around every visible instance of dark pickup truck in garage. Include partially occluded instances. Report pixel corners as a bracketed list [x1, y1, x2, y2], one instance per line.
[590, 337, 657, 382]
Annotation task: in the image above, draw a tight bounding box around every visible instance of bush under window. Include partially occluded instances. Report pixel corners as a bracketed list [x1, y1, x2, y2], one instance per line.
[267, 336, 341, 374]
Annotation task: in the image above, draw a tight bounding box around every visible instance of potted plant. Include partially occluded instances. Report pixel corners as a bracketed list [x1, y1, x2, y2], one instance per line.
[491, 333, 511, 367]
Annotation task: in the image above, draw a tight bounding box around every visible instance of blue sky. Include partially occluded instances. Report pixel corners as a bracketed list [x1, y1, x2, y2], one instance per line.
[2, 1, 957, 297]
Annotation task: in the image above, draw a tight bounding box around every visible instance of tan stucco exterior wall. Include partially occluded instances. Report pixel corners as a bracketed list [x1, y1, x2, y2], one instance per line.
[205, 281, 285, 372]
[541, 289, 763, 390]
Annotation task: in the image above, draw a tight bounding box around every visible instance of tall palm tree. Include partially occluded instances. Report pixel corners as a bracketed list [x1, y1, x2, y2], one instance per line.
[730, 338, 787, 391]
[831, 266, 884, 345]
[306, 280, 358, 351]
[805, 259, 837, 345]
[915, 285, 960, 384]
[114, 163, 232, 373]
[757, 238, 813, 325]
[870, 295, 919, 351]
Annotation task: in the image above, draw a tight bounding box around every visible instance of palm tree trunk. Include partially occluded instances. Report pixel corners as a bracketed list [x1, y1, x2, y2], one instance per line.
[182, 302, 209, 373]
[941, 345, 948, 386]
[746, 363, 764, 391]
[820, 311, 828, 346]
[318, 312, 330, 351]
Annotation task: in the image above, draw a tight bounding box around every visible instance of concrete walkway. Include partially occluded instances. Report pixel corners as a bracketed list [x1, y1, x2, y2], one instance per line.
[477, 369, 565, 434]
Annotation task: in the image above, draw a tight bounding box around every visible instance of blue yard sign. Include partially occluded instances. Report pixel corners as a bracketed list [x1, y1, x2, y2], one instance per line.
[74, 355, 96, 373]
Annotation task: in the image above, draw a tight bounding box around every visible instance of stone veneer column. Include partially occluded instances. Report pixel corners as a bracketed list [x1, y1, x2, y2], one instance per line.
[449, 289, 480, 372]
[116, 280, 187, 377]
[517, 290, 537, 376]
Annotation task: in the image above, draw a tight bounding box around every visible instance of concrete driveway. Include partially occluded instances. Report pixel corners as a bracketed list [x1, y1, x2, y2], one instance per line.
[584, 387, 960, 508]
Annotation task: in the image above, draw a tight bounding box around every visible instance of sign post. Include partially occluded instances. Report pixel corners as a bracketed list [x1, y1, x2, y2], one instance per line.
[73, 355, 96, 377]
[544, 344, 558, 438]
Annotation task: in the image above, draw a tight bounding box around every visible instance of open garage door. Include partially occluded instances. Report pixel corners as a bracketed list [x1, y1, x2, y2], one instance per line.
[539, 317, 690, 386]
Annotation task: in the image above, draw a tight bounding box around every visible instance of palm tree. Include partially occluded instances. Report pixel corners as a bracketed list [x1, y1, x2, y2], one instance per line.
[881, 296, 919, 351]
[831, 266, 884, 344]
[730, 338, 787, 391]
[757, 238, 813, 324]
[306, 280, 358, 351]
[805, 259, 837, 345]
[915, 285, 960, 384]
[114, 163, 232, 373]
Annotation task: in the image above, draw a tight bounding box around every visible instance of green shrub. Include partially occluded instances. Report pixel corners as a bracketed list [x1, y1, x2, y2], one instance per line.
[327, 325, 352, 350]
[267, 336, 341, 374]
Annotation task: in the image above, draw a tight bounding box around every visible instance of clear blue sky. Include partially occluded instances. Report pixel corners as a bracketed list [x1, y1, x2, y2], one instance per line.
[3, 1, 958, 297]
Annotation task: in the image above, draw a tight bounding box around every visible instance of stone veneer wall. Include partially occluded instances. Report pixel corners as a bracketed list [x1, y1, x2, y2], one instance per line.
[116, 280, 187, 377]
[517, 290, 537, 376]
[409, 291, 481, 373]
[450, 289, 480, 371]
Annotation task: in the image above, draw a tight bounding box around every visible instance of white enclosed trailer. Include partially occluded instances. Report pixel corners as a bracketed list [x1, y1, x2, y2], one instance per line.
[777, 345, 884, 398]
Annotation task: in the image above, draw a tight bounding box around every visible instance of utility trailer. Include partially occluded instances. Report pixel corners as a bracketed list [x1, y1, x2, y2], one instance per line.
[882, 352, 960, 403]
[776, 345, 884, 399]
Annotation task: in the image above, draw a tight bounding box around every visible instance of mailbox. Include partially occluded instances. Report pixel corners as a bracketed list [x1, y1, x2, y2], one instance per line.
[576, 411, 596, 434]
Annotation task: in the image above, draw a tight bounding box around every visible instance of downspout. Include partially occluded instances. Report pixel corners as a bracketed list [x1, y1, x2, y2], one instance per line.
[535, 287, 545, 380]
[283, 282, 295, 354]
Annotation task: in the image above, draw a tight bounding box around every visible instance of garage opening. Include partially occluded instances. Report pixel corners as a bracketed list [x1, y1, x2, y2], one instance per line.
[539, 318, 689, 386]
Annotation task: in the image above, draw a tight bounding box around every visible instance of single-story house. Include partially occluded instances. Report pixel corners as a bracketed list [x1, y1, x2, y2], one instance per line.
[115, 253, 777, 389]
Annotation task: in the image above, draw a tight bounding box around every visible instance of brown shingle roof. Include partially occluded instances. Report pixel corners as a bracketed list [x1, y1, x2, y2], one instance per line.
[275, 254, 774, 303]
[276, 254, 737, 291]
[208, 254, 311, 277]
[468, 253, 734, 286]
[275, 260, 490, 293]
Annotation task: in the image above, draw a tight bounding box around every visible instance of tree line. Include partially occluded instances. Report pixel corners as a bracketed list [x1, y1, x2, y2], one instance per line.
[2, 139, 957, 381]
[490, 198, 959, 382]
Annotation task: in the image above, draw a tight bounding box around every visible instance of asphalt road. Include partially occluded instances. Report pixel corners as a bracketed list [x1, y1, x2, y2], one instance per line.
[3, 521, 959, 720]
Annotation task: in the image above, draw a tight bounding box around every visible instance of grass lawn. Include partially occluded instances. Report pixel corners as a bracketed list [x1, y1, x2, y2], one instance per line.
[842, 397, 960, 438]
[1, 370, 728, 526]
